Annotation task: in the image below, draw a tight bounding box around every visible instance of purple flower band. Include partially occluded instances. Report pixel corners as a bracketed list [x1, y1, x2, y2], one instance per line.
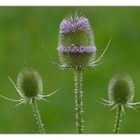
[60, 16, 90, 34]
[57, 45, 96, 53]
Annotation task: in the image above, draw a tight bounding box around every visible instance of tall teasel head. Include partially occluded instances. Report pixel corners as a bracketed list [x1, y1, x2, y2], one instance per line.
[57, 14, 97, 69]
[101, 73, 140, 112]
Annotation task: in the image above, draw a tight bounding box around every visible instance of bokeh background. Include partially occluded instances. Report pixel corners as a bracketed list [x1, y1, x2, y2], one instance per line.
[0, 7, 140, 134]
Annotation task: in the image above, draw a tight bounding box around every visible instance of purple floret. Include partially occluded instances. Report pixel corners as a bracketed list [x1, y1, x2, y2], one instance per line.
[85, 46, 96, 53]
[57, 45, 96, 53]
[71, 47, 79, 53]
[57, 47, 65, 52]
[60, 16, 90, 34]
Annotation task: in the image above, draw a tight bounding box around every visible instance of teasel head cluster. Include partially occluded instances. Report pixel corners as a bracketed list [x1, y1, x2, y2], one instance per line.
[57, 14, 98, 70]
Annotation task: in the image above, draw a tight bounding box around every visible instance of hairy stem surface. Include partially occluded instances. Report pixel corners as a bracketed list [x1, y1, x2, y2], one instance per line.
[114, 104, 122, 134]
[32, 98, 45, 134]
[74, 67, 84, 134]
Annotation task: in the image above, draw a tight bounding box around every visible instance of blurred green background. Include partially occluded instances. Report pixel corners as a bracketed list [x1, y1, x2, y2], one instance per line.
[0, 7, 140, 134]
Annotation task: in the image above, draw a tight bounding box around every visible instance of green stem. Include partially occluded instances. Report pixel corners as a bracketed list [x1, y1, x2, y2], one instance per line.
[114, 104, 122, 134]
[74, 67, 84, 134]
[32, 98, 45, 134]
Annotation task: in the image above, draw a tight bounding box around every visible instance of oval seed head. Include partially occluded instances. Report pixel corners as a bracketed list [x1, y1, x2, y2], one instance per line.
[57, 14, 96, 68]
[17, 67, 43, 98]
[108, 73, 134, 105]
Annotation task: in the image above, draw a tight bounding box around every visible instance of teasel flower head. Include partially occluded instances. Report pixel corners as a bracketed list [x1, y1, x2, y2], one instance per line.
[0, 67, 59, 106]
[17, 67, 43, 101]
[108, 73, 134, 105]
[57, 14, 98, 69]
[100, 72, 140, 113]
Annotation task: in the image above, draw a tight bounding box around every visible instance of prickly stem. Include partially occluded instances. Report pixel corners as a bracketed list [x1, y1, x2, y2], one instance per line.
[31, 98, 45, 134]
[74, 67, 84, 134]
[114, 104, 122, 134]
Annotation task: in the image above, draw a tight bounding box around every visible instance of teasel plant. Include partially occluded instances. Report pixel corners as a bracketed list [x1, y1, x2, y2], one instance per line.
[0, 67, 59, 134]
[47, 13, 110, 134]
[100, 73, 140, 133]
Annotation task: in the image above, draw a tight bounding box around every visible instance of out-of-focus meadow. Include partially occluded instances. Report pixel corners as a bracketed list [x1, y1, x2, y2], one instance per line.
[0, 7, 140, 133]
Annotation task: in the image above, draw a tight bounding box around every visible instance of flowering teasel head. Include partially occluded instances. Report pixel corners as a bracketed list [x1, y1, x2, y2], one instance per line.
[57, 15, 97, 69]
[55, 14, 110, 134]
[57, 15, 97, 134]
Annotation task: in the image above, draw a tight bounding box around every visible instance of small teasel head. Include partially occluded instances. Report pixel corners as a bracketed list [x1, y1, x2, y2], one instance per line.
[17, 67, 43, 99]
[108, 73, 134, 106]
[100, 72, 140, 112]
[0, 67, 59, 106]
[57, 13, 97, 69]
